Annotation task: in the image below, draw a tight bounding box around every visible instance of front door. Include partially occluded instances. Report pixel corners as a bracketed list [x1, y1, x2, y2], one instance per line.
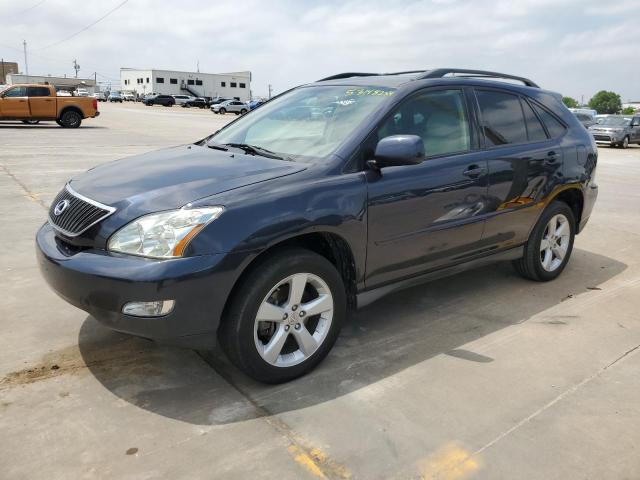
[366, 88, 489, 288]
[28, 86, 56, 118]
[0, 86, 30, 118]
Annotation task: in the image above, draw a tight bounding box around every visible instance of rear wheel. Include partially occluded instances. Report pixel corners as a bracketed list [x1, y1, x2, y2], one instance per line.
[220, 248, 346, 383]
[513, 201, 575, 281]
[240, 108, 247, 115]
[59, 110, 82, 128]
[219, 107, 226, 114]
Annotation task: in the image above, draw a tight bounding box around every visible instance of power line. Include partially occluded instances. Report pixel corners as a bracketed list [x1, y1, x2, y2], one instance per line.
[35, 0, 130, 51]
[3, 0, 48, 18]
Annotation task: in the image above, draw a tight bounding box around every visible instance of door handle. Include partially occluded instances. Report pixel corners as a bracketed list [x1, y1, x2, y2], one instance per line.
[463, 165, 487, 178]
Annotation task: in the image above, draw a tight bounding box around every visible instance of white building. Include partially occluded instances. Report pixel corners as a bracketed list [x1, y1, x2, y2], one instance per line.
[6, 73, 98, 93]
[120, 68, 251, 100]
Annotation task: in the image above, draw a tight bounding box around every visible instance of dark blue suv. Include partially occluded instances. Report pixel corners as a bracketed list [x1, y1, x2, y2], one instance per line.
[37, 69, 598, 383]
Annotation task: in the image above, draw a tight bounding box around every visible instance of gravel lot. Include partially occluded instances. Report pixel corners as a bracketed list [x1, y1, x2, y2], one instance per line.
[1, 101, 640, 479]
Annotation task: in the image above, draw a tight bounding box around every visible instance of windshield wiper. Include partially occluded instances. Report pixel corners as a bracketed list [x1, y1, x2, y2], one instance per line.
[222, 143, 287, 160]
[206, 142, 229, 151]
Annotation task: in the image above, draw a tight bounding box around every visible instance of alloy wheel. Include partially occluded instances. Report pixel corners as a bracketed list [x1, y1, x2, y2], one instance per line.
[540, 214, 570, 272]
[254, 273, 334, 367]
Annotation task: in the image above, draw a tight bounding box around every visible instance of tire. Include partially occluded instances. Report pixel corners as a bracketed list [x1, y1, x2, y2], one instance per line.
[621, 136, 629, 149]
[513, 201, 575, 281]
[219, 107, 226, 114]
[219, 248, 346, 383]
[56, 120, 63, 127]
[240, 109, 247, 115]
[58, 110, 82, 128]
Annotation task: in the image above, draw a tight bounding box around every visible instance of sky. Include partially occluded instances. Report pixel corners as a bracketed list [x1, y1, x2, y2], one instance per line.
[1, 0, 639, 101]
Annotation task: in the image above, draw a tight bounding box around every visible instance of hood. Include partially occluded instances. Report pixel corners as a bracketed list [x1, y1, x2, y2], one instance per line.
[70, 144, 306, 212]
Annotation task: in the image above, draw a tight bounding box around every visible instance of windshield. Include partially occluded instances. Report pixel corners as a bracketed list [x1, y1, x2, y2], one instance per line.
[598, 116, 630, 126]
[208, 85, 396, 161]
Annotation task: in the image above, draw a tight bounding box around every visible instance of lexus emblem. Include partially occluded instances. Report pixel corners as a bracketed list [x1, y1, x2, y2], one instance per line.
[54, 199, 70, 216]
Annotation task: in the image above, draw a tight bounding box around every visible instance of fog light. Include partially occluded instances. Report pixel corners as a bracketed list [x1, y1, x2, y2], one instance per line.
[122, 300, 175, 317]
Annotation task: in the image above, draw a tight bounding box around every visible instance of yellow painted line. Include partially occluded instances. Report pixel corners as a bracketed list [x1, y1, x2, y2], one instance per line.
[418, 443, 480, 480]
[288, 445, 327, 479]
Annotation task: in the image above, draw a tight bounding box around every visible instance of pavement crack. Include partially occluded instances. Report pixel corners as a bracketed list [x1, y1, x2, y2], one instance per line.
[0, 163, 48, 210]
[471, 342, 640, 458]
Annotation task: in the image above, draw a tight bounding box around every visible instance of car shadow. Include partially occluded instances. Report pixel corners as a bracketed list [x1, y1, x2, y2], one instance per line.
[0, 123, 105, 129]
[78, 248, 626, 425]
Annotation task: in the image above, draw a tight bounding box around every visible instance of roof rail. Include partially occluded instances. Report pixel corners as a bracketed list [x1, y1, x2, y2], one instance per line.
[419, 69, 539, 88]
[317, 70, 426, 82]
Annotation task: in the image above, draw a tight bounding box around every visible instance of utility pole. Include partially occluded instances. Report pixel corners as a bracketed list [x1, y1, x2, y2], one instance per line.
[23, 40, 29, 80]
[268, 84, 273, 99]
[73, 59, 80, 78]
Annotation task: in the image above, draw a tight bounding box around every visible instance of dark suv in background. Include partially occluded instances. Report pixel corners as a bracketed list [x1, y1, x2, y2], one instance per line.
[37, 69, 598, 383]
[143, 94, 175, 107]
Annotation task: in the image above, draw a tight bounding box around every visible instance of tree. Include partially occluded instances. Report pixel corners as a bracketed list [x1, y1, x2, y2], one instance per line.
[588, 91, 622, 114]
[562, 96, 579, 108]
[622, 106, 637, 115]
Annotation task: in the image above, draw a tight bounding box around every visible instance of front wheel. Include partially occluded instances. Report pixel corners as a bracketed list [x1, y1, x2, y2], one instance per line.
[219, 108, 226, 114]
[220, 248, 346, 383]
[513, 201, 575, 281]
[620, 136, 629, 149]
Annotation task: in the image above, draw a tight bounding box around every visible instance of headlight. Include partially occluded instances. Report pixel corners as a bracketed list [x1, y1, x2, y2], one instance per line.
[108, 206, 223, 258]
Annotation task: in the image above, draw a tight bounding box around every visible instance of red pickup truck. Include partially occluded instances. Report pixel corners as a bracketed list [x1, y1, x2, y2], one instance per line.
[0, 84, 100, 128]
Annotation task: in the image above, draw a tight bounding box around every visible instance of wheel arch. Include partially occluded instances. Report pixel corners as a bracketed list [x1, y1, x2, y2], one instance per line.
[58, 105, 85, 120]
[219, 231, 358, 333]
[547, 186, 584, 233]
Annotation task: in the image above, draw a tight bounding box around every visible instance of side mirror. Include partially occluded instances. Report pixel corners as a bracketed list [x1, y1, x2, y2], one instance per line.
[370, 135, 425, 170]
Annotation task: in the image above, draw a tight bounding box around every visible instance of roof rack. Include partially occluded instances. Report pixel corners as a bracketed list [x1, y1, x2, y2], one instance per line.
[418, 69, 539, 88]
[317, 70, 426, 82]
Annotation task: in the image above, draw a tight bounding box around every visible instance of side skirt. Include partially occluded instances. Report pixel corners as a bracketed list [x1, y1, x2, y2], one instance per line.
[356, 245, 524, 309]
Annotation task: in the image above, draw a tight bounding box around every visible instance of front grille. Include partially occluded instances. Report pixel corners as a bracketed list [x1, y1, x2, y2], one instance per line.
[593, 135, 611, 142]
[48, 184, 115, 237]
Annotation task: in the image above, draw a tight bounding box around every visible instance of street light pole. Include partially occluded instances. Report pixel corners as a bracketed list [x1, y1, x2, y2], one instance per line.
[23, 40, 29, 81]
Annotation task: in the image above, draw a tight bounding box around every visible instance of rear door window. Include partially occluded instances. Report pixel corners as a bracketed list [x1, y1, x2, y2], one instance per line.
[28, 87, 50, 97]
[532, 104, 566, 138]
[476, 90, 528, 146]
[521, 100, 548, 142]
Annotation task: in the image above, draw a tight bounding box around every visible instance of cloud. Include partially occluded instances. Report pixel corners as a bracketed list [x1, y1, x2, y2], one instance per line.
[1, 0, 639, 100]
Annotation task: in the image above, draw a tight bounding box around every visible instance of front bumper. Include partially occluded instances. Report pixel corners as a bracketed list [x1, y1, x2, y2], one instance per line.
[36, 223, 240, 349]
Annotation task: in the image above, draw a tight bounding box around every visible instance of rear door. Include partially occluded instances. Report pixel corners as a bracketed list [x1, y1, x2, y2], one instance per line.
[474, 88, 565, 250]
[630, 116, 640, 142]
[365, 87, 489, 287]
[0, 86, 30, 117]
[28, 86, 56, 118]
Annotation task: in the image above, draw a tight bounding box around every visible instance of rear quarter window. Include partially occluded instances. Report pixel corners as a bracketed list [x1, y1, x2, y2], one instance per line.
[532, 103, 567, 138]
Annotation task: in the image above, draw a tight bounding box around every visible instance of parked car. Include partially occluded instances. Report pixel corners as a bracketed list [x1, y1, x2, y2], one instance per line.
[0, 84, 99, 127]
[172, 94, 195, 106]
[92, 92, 108, 102]
[182, 97, 208, 109]
[36, 68, 598, 383]
[588, 115, 640, 148]
[209, 97, 230, 107]
[572, 111, 596, 128]
[108, 92, 123, 103]
[248, 99, 265, 110]
[122, 92, 135, 102]
[212, 99, 248, 115]
[74, 88, 90, 97]
[144, 94, 175, 107]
